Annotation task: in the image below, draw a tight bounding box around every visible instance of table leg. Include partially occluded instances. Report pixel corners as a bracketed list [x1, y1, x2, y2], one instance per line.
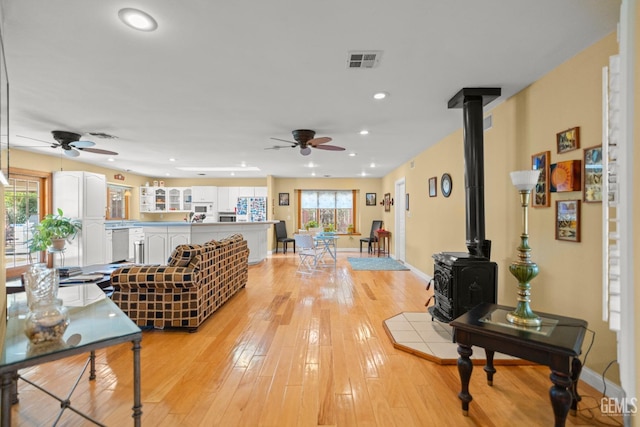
[549, 370, 573, 427]
[483, 349, 496, 386]
[570, 357, 582, 416]
[132, 339, 143, 427]
[89, 350, 96, 380]
[1, 372, 13, 427]
[456, 344, 473, 416]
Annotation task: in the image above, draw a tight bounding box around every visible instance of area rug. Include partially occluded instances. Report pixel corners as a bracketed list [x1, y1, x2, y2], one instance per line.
[347, 257, 409, 271]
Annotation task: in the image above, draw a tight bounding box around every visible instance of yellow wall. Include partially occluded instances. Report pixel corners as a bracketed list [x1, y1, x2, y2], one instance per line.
[272, 177, 382, 249]
[380, 33, 621, 382]
[633, 3, 639, 422]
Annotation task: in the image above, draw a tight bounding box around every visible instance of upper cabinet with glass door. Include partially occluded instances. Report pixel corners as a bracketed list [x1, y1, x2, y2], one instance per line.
[140, 186, 192, 212]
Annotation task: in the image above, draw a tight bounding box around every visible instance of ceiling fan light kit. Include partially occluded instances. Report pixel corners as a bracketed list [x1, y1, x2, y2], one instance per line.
[268, 129, 345, 156]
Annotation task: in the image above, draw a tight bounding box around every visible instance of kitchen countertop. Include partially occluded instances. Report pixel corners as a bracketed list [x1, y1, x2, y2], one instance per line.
[105, 221, 278, 229]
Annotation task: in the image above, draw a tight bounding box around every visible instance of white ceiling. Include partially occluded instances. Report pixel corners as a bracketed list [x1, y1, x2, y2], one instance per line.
[0, 0, 620, 179]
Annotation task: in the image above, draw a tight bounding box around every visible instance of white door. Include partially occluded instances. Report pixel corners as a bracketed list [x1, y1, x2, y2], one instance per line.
[394, 178, 406, 262]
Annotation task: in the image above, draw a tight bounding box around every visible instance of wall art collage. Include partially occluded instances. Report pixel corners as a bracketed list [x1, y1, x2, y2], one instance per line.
[531, 126, 601, 242]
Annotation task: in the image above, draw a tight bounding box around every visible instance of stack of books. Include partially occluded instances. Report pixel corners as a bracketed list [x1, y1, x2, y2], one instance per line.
[56, 267, 82, 278]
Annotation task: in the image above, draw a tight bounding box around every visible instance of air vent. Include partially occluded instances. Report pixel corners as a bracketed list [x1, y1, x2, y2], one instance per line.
[410, 160, 415, 169]
[483, 115, 492, 131]
[347, 50, 382, 69]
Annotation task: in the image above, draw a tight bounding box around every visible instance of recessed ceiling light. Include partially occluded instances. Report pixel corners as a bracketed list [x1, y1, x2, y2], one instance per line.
[118, 8, 158, 32]
[349, 152, 357, 157]
[169, 158, 175, 162]
[240, 162, 246, 167]
[231, 172, 235, 176]
[107, 158, 115, 162]
[361, 172, 367, 177]
[373, 92, 388, 100]
[165, 173, 170, 176]
[311, 172, 316, 177]
[307, 162, 315, 168]
[360, 130, 369, 135]
[370, 163, 376, 168]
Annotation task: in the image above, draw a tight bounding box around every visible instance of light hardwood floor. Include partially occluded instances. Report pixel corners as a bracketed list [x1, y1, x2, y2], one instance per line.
[10, 253, 620, 426]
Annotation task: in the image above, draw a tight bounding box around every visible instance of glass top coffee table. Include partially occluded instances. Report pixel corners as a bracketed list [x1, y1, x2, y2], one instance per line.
[2, 284, 142, 426]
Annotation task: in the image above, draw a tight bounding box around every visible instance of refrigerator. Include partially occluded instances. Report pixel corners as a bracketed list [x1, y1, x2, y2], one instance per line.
[236, 197, 267, 222]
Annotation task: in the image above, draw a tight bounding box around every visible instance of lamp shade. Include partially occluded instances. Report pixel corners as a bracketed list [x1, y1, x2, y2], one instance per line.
[510, 170, 540, 191]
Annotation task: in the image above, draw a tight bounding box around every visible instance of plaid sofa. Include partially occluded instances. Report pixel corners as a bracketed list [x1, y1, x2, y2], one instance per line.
[111, 234, 249, 330]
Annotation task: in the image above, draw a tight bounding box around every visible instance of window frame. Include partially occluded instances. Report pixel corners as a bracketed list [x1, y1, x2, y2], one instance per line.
[297, 189, 357, 233]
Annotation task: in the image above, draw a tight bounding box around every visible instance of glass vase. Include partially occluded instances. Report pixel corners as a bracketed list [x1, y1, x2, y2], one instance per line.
[23, 263, 69, 345]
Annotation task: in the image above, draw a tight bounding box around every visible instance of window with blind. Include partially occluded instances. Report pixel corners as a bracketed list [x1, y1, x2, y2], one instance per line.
[300, 190, 354, 233]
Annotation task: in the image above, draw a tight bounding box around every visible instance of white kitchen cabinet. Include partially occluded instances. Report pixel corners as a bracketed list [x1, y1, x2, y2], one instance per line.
[254, 186, 267, 197]
[53, 171, 106, 266]
[141, 187, 192, 212]
[143, 225, 191, 264]
[105, 229, 113, 264]
[183, 188, 192, 211]
[139, 187, 156, 212]
[217, 187, 240, 212]
[192, 186, 217, 202]
[237, 187, 254, 197]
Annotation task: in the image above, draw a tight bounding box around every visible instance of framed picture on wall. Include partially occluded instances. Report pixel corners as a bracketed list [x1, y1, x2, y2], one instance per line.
[556, 126, 580, 154]
[383, 193, 391, 212]
[366, 193, 377, 206]
[278, 192, 289, 206]
[531, 151, 550, 207]
[583, 145, 603, 203]
[556, 200, 581, 242]
[550, 160, 581, 192]
[428, 177, 437, 197]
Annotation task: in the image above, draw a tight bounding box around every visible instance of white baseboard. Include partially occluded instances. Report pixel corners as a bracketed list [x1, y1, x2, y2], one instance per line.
[581, 366, 626, 400]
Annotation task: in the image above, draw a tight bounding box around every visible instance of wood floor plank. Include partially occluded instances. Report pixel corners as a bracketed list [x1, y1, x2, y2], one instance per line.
[9, 253, 614, 426]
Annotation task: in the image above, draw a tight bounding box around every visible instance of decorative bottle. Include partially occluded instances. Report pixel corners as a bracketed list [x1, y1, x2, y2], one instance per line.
[23, 263, 69, 344]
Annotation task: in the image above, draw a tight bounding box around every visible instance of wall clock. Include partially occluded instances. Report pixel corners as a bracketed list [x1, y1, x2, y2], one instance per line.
[441, 173, 452, 197]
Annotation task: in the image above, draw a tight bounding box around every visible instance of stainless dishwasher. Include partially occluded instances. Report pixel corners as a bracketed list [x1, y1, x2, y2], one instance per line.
[112, 229, 130, 262]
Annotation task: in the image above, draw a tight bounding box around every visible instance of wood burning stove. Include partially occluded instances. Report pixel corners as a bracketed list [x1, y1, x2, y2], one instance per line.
[428, 88, 500, 323]
[430, 252, 497, 322]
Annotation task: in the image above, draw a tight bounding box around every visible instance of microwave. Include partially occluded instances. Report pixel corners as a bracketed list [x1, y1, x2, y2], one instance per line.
[192, 203, 213, 214]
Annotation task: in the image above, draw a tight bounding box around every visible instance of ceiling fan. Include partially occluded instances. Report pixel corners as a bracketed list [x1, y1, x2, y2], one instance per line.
[16, 130, 119, 157]
[268, 129, 345, 156]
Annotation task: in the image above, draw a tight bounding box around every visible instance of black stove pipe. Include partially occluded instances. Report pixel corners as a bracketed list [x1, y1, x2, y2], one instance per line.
[448, 88, 501, 259]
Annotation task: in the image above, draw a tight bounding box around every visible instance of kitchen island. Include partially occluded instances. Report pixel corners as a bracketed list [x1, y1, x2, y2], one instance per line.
[191, 222, 277, 264]
[135, 221, 277, 265]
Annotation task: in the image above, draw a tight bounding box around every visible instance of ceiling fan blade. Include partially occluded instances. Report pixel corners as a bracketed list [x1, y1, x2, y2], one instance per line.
[64, 148, 80, 157]
[16, 134, 53, 145]
[265, 145, 291, 150]
[314, 144, 345, 151]
[309, 137, 332, 146]
[270, 137, 298, 147]
[70, 140, 96, 148]
[78, 147, 119, 155]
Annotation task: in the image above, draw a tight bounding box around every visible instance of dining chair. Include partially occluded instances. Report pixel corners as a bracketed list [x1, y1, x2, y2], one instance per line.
[274, 220, 295, 254]
[360, 220, 383, 253]
[294, 234, 322, 274]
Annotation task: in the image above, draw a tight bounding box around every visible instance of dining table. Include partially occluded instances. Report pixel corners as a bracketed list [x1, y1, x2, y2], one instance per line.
[314, 233, 339, 267]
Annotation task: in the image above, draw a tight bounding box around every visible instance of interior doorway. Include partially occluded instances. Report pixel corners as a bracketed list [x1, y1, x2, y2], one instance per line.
[4, 168, 51, 279]
[394, 178, 406, 261]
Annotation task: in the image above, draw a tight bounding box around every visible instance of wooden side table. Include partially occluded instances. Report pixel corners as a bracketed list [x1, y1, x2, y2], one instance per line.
[450, 303, 587, 427]
[374, 230, 390, 257]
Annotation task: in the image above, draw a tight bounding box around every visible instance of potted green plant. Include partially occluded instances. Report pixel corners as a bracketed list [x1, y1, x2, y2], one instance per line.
[347, 224, 355, 234]
[305, 220, 319, 230]
[28, 208, 82, 253]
